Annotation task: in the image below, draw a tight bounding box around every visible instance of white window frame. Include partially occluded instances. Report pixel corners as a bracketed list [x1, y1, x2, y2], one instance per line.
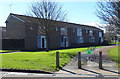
[99, 37, 104, 43]
[38, 36, 41, 48]
[38, 36, 46, 48]
[61, 28, 67, 31]
[92, 37, 95, 43]
[86, 29, 88, 33]
[56, 27, 58, 31]
[77, 36, 83, 43]
[61, 36, 69, 47]
[61, 27, 67, 35]
[89, 30, 93, 36]
[89, 36, 95, 43]
[77, 28, 82, 36]
[99, 32, 102, 37]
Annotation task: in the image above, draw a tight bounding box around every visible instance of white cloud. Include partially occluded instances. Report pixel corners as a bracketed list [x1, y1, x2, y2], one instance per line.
[83, 22, 107, 33]
[83, 22, 107, 27]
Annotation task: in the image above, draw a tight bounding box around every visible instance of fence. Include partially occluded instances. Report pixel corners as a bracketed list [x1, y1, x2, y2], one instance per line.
[2, 39, 24, 50]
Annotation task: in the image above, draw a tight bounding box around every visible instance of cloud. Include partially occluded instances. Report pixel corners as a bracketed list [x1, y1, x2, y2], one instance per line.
[83, 22, 107, 33]
[83, 22, 107, 27]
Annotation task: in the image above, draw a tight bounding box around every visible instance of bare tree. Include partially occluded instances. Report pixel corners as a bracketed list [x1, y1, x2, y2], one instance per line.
[96, 0, 120, 43]
[96, 0, 120, 27]
[27, 0, 67, 52]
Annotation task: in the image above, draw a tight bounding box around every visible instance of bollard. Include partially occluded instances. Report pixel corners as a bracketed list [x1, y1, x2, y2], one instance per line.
[56, 52, 59, 68]
[78, 52, 82, 69]
[99, 51, 103, 69]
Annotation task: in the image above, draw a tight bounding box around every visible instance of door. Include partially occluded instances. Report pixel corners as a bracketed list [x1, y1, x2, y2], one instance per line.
[64, 37, 67, 47]
[38, 36, 41, 48]
[61, 36, 68, 47]
[41, 36, 46, 48]
[41, 37, 45, 48]
[38, 36, 46, 48]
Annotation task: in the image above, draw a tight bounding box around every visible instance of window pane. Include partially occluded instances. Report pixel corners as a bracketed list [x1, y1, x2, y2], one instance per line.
[77, 29, 82, 36]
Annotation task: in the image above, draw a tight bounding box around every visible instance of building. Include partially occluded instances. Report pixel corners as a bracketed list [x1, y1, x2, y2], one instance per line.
[4, 13, 104, 50]
[0, 27, 6, 39]
[105, 25, 120, 42]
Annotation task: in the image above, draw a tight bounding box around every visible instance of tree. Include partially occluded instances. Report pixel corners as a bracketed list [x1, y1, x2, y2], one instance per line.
[27, 0, 67, 52]
[96, 0, 120, 43]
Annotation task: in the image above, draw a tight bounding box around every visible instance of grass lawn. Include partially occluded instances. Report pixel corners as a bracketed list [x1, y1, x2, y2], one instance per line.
[110, 42, 120, 44]
[108, 46, 120, 67]
[0, 46, 104, 72]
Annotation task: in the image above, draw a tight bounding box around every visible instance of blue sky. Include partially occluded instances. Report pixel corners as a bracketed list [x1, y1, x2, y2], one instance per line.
[0, 0, 102, 27]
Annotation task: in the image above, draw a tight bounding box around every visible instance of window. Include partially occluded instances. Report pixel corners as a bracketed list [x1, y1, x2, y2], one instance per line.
[89, 30, 93, 36]
[99, 32, 102, 37]
[73, 28, 75, 32]
[61, 28, 67, 31]
[77, 36, 83, 43]
[61, 28, 67, 35]
[86, 29, 88, 33]
[77, 29, 82, 36]
[61, 36, 69, 47]
[56, 27, 58, 31]
[92, 37, 95, 43]
[89, 36, 95, 43]
[99, 37, 104, 43]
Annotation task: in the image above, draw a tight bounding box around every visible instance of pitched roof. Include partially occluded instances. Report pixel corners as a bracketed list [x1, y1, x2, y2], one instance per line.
[8, 13, 102, 31]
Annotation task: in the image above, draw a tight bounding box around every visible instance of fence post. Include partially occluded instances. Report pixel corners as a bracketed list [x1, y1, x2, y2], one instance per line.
[99, 51, 103, 69]
[56, 52, 59, 68]
[78, 52, 82, 69]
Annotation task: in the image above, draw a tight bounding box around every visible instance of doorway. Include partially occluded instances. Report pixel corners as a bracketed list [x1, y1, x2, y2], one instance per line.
[61, 36, 68, 47]
[38, 36, 46, 48]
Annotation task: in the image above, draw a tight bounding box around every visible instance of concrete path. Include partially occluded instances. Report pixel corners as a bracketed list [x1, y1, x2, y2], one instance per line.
[56, 45, 119, 77]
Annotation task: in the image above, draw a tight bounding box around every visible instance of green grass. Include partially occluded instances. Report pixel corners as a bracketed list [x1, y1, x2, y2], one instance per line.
[0, 46, 104, 72]
[108, 46, 120, 67]
[117, 42, 120, 44]
[110, 42, 120, 44]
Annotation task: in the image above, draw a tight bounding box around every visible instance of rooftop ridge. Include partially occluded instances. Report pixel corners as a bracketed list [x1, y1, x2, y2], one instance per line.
[10, 13, 102, 30]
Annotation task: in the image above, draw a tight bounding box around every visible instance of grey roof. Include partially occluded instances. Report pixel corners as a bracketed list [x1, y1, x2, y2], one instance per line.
[8, 13, 103, 31]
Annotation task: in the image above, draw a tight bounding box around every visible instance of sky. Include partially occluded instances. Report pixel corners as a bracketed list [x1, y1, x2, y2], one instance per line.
[0, 0, 104, 29]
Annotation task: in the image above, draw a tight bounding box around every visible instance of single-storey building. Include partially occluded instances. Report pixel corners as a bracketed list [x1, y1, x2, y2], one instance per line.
[5, 13, 104, 50]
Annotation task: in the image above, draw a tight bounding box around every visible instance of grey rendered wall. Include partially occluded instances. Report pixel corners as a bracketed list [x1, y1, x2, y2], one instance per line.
[67, 27, 77, 47]
[6, 16, 25, 39]
[48, 27, 61, 49]
[82, 29, 89, 44]
[94, 30, 99, 44]
[24, 24, 38, 50]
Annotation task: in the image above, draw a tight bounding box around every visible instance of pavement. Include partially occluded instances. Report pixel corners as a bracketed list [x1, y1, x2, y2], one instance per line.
[0, 45, 120, 78]
[56, 45, 119, 77]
